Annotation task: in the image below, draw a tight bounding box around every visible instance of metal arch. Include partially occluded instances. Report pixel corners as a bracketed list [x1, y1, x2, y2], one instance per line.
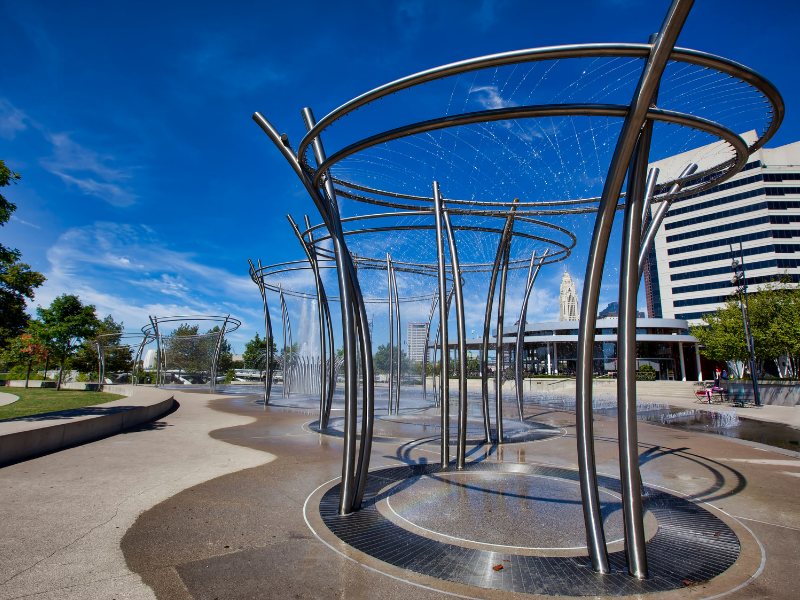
[481, 198, 520, 443]
[431, 286, 455, 410]
[438, 186, 468, 470]
[310, 104, 747, 196]
[514, 249, 548, 422]
[95, 332, 155, 386]
[296, 42, 782, 162]
[576, 0, 693, 575]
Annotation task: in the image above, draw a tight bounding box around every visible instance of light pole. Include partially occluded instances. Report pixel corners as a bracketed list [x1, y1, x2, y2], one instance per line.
[730, 243, 761, 406]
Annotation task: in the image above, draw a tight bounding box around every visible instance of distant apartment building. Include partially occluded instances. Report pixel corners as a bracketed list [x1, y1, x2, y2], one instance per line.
[646, 131, 800, 324]
[406, 322, 428, 362]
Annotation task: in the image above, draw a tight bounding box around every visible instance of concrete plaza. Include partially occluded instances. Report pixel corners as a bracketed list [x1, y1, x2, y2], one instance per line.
[0, 386, 798, 599]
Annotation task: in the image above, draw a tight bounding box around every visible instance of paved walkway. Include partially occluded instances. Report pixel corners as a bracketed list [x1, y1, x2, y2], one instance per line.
[0, 392, 19, 407]
[1, 389, 799, 599]
[0, 391, 274, 600]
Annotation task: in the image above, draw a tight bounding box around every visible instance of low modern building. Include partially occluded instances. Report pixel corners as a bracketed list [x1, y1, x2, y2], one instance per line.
[451, 318, 703, 381]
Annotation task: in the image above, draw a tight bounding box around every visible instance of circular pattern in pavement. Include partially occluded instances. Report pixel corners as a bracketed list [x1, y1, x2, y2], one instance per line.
[317, 462, 741, 596]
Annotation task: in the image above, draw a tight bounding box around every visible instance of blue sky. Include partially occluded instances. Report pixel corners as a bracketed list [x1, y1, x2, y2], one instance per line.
[1, 0, 798, 352]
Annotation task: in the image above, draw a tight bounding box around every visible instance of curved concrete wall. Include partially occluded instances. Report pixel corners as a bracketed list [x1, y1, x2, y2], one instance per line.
[0, 389, 175, 467]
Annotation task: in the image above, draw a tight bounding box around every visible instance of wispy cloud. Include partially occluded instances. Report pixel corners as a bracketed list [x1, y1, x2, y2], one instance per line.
[10, 215, 40, 229]
[34, 222, 261, 347]
[40, 131, 138, 207]
[0, 98, 29, 140]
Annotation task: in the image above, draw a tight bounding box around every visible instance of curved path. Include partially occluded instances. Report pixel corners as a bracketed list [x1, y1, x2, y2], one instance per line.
[0, 392, 19, 407]
[1, 391, 799, 598]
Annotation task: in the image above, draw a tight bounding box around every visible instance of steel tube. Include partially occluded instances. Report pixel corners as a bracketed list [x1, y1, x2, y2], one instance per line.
[495, 242, 511, 444]
[300, 108, 362, 515]
[387, 254, 394, 413]
[640, 168, 660, 235]
[422, 294, 438, 401]
[575, 0, 694, 574]
[305, 215, 328, 425]
[297, 43, 782, 162]
[311, 105, 747, 193]
[515, 249, 548, 421]
[439, 189, 468, 469]
[638, 163, 698, 280]
[433, 182, 450, 466]
[618, 132, 651, 579]
[481, 199, 520, 442]
[392, 261, 401, 414]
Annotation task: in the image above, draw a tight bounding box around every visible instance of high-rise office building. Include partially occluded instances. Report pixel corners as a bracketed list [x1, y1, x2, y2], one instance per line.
[648, 131, 800, 324]
[559, 271, 579, 321]
[406, 322, 428, 362]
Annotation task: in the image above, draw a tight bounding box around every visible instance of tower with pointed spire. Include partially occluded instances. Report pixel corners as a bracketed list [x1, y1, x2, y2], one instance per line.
[559, 271, 579, 321]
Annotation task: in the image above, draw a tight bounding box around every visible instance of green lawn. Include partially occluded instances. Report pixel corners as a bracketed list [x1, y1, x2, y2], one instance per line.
[0, 388, 125, 421]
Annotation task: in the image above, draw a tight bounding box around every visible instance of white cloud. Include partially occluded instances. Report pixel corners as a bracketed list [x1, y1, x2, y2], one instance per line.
[40, 132, 138, 207]
[33, 222, 262, 348]
[0, 98, 28, 140]
[10, 215, 40, 229]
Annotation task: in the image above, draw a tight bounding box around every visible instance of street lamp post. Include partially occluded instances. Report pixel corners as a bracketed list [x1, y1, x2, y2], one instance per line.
[730, 243, 761, 406]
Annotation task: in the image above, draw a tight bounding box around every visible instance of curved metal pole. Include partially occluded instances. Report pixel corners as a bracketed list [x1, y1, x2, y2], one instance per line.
[638, 162, 699, 280]
[433, 182, 450, 466]
[287, 217, 328, 422]
[210, 315, 230, 391]
[97, 341, 105, 385]
[618, 129, 652, 580]
[300, 108, 373, 515]
[515, 249, 548, 421]
[149, 316, 161, 388]
[392, 261, 401, 414]
[439, 189, 468, 470]
[431, 287, 454, 409]
[306, 215, 328, 424]
[495, 242, 511, 444]
[422, 294, 438, 402]
[279, 285, 288, 398]
[255, 108, 361, 514]
[481, 198, 520, 442]
[252, 259, 274, 406]
[576, 0, 694, 574]
[387, 253, 394, 413]
[322, 286, 335, 425]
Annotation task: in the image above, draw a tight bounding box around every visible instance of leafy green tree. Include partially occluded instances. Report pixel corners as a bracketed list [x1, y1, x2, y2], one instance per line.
[165, 324, 208, 375]
[2, 333, 49, 387]
[0, 160, 46, 349]
[32, 294, 101, 390]
[243, 333, 277, 372]
[691, 278, 800, 378]
[371, 344, 412, 374]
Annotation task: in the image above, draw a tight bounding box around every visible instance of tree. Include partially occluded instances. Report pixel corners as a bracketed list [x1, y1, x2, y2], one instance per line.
[2, 333, 49, 388]
[691, 277, 800, 378]
[165, 324, 208, 375]
[32, 294, 101, 390]
[0, 160, 45, 349]
[243, 332, 276, 373]
[371, 344, 412, 374]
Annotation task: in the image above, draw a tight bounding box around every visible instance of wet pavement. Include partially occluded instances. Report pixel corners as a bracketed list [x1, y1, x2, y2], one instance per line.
[114, 388, 800, 599]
